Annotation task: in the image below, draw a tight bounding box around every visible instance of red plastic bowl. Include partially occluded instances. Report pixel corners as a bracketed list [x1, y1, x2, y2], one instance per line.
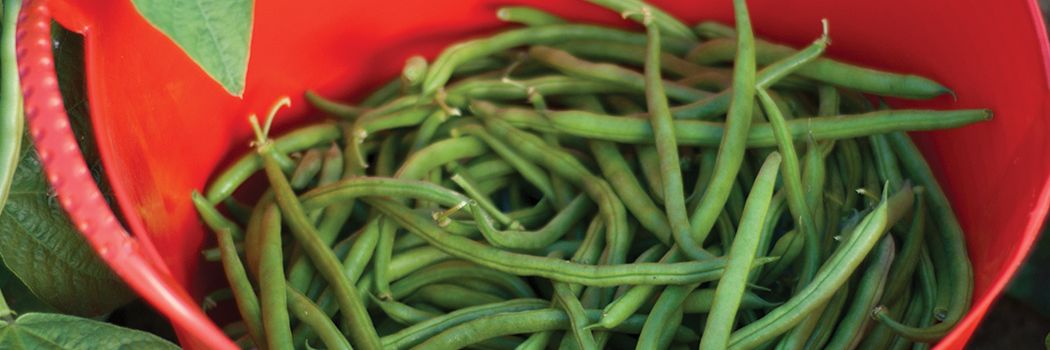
[15, 0, 1050, 348]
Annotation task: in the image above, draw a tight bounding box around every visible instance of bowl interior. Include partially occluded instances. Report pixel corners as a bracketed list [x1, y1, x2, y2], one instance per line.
[52, 0, 1050, 347]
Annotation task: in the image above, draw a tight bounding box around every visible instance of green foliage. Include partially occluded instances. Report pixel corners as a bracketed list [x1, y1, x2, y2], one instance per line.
[131, 0, 254, 96]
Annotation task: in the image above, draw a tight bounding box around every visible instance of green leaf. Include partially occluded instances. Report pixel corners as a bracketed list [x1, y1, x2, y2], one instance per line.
[0, 27, 134, 317]
[131, 0, 254, 96]
[0, 313, 180, 349]
[0, 132, 135, 317]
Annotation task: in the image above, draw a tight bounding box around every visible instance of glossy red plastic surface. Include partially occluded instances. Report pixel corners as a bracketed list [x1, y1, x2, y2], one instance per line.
[17, 0, 1050, 348]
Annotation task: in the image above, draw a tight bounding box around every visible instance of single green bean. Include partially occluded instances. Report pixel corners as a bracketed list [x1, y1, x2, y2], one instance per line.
[407, 283, 507, 310]
[191, 192, 267, 349]
[682, 0, 757, 261]
[584, 0, 697, 41]
[471, 194, 595, 250]
[288, 288, 352, 350]
[257, 205, 293, 350]
[637, 282, 698, 350]
[305, 90, 363, 120]
[496, 6, 566, 26]
[700, 152, 782, 350]
[522, 106, 993, 148]
[639, 15, 695, 261]
[883, 189, 927, 302]
[529, 46, 710, 102]
[824, 236, 897, 349]
[686, 38, 952, 99]
[290, 148, 324, 190]
[373, 296, 441, 325]
[390, 261, 535, 300]
[0, 0, 24, 219]
[423, 24, 693, 96]
[552, 40, 715, 78]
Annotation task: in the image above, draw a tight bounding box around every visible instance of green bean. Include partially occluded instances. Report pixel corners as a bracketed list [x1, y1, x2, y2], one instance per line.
[383, 299, 549, 350]
[191, 193, 267, 349]
[753, 28, 830, 288]
[584, 0, 697, 41]
[205, 123, 341, 203]
[638, 13, 697, 263]
[448, 164, 518, 227]
[290, 148, 324, 190]
[390, 261, 535, 300]
[256, 205, 294, 350]
[681, 0, 757, 261]
[472, 194, 595, 250]
[375, 135, 402, 178]
[686, 38, 952, 99]
[408, 284, 507, 310]
[529, 46, 710, 102]
[858, 288, 912, 350]
[347, 106, 435, 169]
[637, 282, 697, 350]
[447, 76, 634, 107]
[635, 145, 666, 204]
[870, 134, 904, 193]
[759, 63, 822, 283]
[825, 236, 897, 349]
[496, 6, 566, 26]
[454, 122, 557, 200]
[252, 110, 381, 350]
[552, 40, 715, 78]
[480, 117, 634, 264]
[553, 280, 598, 350]
[700, 152, 782, 350]
[877, 132, 973, 341]
[413, 308, 697, 350]
[680, 288, 778, 313]
[0, 0, 23, 222]
[305, 90, 363, 120]
[693, 21, 737, 39]
[728, 185, 914, 349]
[288, 288, 352, 350]
[423, 24, 693, 96]
[886, 294, 925, 350]
[588, 246, 673, 332]
[758, 229, 802, 285]
[590, 140, 671, 244]
[411, 110, 450, 153]
[402, 55, 429, 89]
[677, 70, 732, 91]
[374, 218, 398, 300]
[374, 296, 441, 325]
[800, 286, 849, 349]
[883, 189, 927, 303]
[361, 78, 404, 108]
[541, 107, 991, 147]
[366, 197, 747, 286]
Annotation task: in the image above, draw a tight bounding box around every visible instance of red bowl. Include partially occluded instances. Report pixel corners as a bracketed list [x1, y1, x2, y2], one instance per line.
[16, 0, 1050, 348]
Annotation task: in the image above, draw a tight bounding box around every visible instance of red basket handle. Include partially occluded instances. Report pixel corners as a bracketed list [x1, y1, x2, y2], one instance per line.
[15, 1, 236, 349]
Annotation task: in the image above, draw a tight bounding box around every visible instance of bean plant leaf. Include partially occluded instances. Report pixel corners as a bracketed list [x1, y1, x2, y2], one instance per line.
[0, 26, 134, 317]
[131, 0, 254, 97]
[0, 313, 180, 349]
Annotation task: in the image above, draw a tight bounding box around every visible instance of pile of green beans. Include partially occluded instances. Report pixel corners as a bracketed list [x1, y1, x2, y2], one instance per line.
[193, 1, 986, 349]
